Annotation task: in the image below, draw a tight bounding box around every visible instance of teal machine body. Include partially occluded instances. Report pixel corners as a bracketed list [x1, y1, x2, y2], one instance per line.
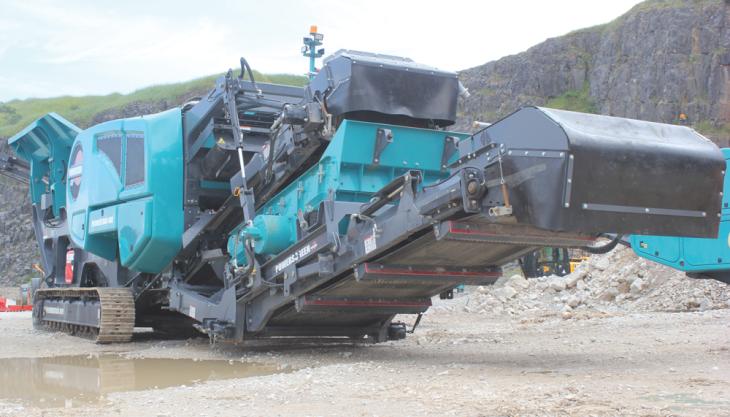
[9, 108, 185, 275]
[65, 108, 185, 273]
[228, 119, 468, 265]
[3, 38, 726, 344]
[631, 148, 730, 282]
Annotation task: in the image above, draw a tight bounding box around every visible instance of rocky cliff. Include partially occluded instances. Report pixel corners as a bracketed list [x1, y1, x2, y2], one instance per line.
[457, 0, 730, 145]
[0, 172, 36, 283]
[0, 0, 728, 285]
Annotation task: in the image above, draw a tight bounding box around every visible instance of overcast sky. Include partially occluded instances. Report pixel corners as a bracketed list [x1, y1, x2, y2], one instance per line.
[0, 0, 643, 101]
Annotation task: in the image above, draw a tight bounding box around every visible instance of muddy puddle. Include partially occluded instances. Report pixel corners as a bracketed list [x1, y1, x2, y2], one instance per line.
[0, 354, 282, 408]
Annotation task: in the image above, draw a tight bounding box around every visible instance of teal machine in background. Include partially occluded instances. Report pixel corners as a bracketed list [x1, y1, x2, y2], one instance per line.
[631, 148, 730, 283]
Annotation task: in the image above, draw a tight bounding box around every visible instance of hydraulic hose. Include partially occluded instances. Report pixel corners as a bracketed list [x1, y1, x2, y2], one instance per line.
[238, 57, 261, 96]
[581, 234, 623, 254]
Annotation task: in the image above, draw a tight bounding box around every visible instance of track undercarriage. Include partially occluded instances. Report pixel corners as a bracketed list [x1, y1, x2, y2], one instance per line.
[33, 288, 135, 344]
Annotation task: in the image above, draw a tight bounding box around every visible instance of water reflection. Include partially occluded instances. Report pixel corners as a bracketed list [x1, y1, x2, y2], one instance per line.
[0, 355, 280, 407]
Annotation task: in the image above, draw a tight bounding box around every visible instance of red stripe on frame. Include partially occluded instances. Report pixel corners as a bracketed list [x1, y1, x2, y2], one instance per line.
[364, 264, 500, 278]
[447, 221, 595, 242]
[304, 298, 431, 308]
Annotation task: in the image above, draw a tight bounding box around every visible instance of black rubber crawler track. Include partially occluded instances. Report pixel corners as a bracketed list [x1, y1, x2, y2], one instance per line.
[33, 287, 135, 344]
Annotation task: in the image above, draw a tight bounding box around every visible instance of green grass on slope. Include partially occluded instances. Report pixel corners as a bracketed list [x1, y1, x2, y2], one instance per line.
[544, 81, 598, 114]
[0, 71, 307, 138]
[567, 0, 722, 36]
[695, 120, 730, 144]
[627, 0, 721, 14]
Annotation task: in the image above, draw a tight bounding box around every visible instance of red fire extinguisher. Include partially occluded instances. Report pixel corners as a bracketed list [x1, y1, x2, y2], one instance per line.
[65, 249, 74, 284]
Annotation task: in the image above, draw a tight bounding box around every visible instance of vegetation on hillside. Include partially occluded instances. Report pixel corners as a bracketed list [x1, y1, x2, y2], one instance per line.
[544, 81, 598, 114]
[0, 71, 307, 138]
[695, 120, 730, 144]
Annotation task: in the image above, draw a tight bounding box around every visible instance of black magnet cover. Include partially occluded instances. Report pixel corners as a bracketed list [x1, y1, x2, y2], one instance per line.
[306, 50, 459, 127]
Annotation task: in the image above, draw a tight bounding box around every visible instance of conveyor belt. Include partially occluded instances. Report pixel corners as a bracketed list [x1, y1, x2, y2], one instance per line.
[267, 218, 596, 330]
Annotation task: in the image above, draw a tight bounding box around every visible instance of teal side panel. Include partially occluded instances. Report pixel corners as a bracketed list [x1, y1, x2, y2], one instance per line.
[117, 109, 184, 273]
[8, 113, 80, 217]
[632, 235, 682, 264]
[66, 108, 184, 273]
[117, 198, 153, 268]
[682, 221, 730, 267]
[66, 119, 125, 260]
[260, 120, 467, 218]
[330, 120, 459, 189]
[631, 148, 730, 272]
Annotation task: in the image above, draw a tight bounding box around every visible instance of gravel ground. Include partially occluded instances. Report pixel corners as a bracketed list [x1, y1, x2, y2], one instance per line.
[0, 249, 728, 416]
[446, 247, 730, 319]
[0, 305, 728, 416]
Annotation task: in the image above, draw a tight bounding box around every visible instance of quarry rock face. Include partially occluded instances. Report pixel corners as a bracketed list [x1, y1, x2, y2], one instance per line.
[458, 0, 730, 145]
[0, 160, 38, 285]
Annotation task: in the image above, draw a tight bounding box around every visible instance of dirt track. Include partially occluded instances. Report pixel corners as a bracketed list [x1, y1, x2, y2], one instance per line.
[0, 305, 729, 417]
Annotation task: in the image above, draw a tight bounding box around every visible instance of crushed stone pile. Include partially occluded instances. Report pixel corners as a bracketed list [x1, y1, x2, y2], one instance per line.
[439, 247, 730, 318]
